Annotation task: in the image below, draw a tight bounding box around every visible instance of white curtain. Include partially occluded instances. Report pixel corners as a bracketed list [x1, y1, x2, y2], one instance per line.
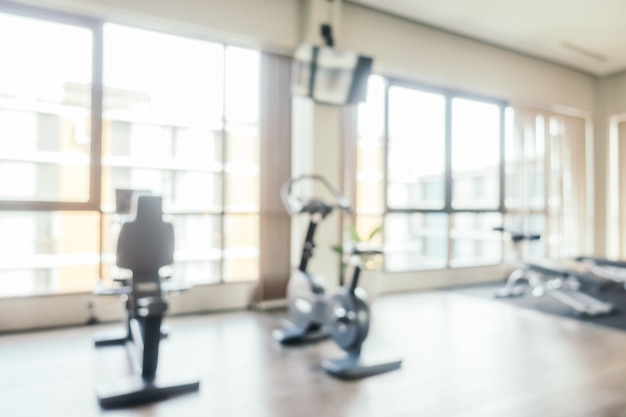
[506, 104, 589, 259]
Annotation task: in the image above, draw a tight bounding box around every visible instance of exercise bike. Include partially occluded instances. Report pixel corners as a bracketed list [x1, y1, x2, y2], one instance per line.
[94, 195, 199, 408]
[494, 227, 614, 317]
[274, 174, 402, 379]
[272, 174, 351, 344]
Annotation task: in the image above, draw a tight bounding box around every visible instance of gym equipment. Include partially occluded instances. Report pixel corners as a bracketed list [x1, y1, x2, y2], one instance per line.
[576, 256, 626, 288]
[494, 227, 614, 316]
[322, 244, 403, 379]
[94, 195, 199, 408]
[272, 174, 351, 344]
[274, 174, 401, 379]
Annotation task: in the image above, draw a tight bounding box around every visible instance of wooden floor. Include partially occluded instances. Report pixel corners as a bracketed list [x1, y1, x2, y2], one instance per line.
[3, 290, 626, 417]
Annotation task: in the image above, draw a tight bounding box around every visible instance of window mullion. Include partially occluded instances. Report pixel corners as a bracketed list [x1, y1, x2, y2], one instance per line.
[220, 45, 228, 284]
[383, 78, 390, 216]
[444, 96, 453, 213]
[90, 22, 103, 210]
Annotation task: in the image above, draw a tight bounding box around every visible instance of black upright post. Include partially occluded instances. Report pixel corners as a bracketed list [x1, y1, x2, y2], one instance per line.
[142, 314, 162, 380]
[349, 266, 361, 294]
[298, 221, 318, 273]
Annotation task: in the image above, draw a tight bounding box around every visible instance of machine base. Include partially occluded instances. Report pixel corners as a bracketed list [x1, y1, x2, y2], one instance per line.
[97, 374, 200, 409]
[322, 353, 402, 379]
[272, 324, 329, 345]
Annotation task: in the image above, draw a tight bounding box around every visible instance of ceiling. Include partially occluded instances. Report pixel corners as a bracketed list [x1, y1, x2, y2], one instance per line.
[348, 0, 626, 76]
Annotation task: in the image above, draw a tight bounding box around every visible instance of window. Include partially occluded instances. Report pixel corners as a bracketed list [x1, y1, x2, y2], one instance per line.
[355, 77, 590, 272]
[451, 98, 501, 210]
[0, 4, 261, 296]
[355, 76, 504, 271]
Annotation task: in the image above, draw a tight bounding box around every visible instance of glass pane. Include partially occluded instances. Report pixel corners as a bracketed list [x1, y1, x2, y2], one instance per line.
[387, 86, 446, 209]
[358, 75, 385, 140]
[0, 14, 93, 202]
[0, 211, 99, 296]
[451, 98, 501, 209]
[105, 122, 172, 158]
[224, 215, 259, 281]
[226, 124, 259, 167]
[225, 46, 259, 124]
[356, 166, 384, 215]
[172, 172, 222, 212]
[356, 76, 385, 216]
[225, 173, 259, 212]
[173, 261, 221, 285]
[384, 213, 447, 271]
[103, 24, 224, 127]
[225, 124, 259, 211]
[171, 214, 222, 284]
[174, 127, 222, 168]
[450, 213, 502, 268]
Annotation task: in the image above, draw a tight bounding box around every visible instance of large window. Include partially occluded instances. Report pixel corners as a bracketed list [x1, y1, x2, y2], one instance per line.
[355, 76, 504, 271]
[355, 76, 590, 272]
[0, 5, 260, 296]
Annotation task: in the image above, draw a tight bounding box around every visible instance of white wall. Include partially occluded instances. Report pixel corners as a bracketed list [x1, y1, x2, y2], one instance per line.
[595, 71, 626, 254]
[18, 0, 301, 54]
[341, 3, 596, 110]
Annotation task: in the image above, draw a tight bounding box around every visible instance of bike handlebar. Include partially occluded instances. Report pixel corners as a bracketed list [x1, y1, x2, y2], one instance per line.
[280, 174, 351, 216]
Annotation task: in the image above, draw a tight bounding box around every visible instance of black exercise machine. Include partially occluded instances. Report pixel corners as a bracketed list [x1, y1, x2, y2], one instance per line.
[94, 195, 199, 408]
[494, 227, 614, 316]
[274, 174, 401, 379]
[576, 256, 626, 288]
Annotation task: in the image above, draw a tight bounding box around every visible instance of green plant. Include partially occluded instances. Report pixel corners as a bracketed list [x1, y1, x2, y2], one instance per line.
[332, 224, 383, 278]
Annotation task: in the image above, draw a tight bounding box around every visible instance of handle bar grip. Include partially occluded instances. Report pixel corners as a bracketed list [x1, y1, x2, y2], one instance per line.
[281, 174, 351, 215]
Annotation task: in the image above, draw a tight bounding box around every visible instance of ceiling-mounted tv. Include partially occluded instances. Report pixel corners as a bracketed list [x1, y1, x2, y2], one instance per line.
[292, 43, 373, 106]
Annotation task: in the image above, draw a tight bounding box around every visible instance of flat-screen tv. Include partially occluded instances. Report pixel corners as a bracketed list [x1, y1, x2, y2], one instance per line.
[292, 44, 373, 106]
[115, 189, 152, 214]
